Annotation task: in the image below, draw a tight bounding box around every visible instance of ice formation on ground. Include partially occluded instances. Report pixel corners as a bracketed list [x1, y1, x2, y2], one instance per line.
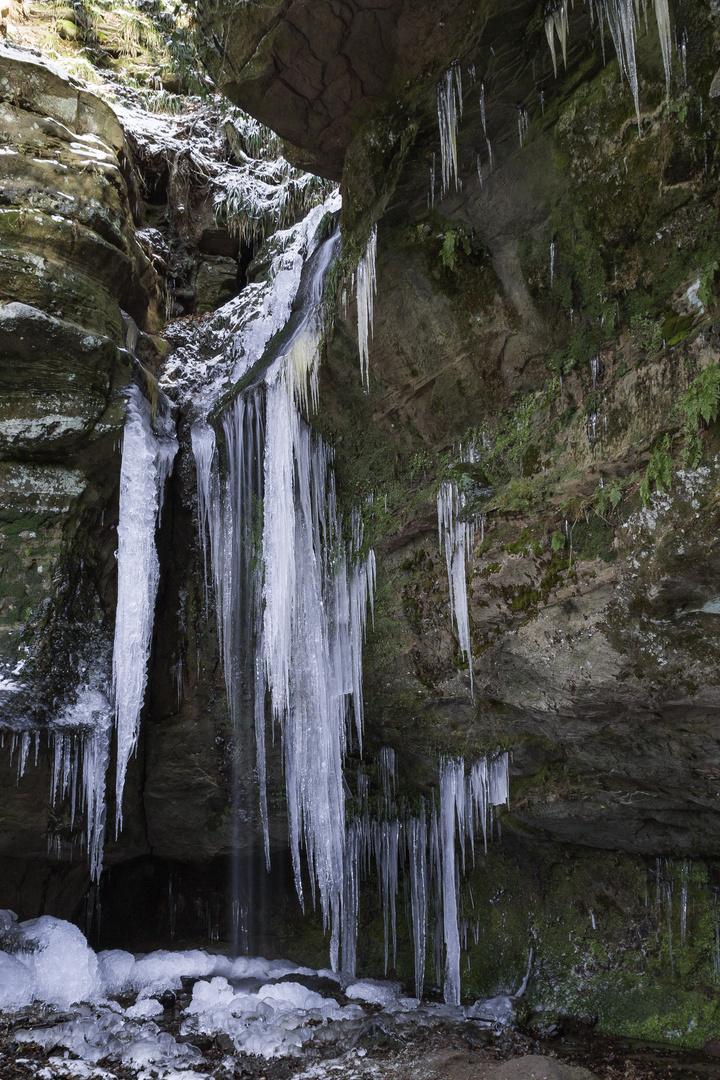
[0, 913, 516, 1078]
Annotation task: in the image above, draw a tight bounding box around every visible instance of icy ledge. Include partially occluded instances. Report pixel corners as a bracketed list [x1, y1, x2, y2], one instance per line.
[0, 912, 517, 1078]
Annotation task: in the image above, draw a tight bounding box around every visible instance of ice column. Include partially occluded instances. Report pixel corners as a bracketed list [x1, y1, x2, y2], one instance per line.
[437, 63, 463, 196]
[357, 224, 377, 390]
[440, 759, 464, 1005]
[407, 813, 428, 999]
[113, 385, 177, 832]
[437, 449, 478, 696]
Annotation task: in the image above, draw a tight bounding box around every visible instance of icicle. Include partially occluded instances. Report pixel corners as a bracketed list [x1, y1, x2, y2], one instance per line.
[654, 0, 672, 103]
[356, 224, 377, 390]
[342, 817, 363, 975]
[439, 758, 464, 1005]
[113, 386, 177, 834]
[546, 2, 569, 76]
[373, 819, 400, 974]
[437, 446, 479, 696]
[190, 423, 217, 611]
[480, 83, 487, 140]
[200, 222, 376, 971]
[546, 13, 559, 76]
[604, 0, 641, 129]
[17, 731, 30, 782]
[407, 812, 428, 999]
[437, 63, 462, 196]
[550, 241, 555, 287]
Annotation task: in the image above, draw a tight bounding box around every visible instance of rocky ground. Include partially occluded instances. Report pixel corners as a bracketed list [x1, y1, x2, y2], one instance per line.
[3, 1010, 720, 1080]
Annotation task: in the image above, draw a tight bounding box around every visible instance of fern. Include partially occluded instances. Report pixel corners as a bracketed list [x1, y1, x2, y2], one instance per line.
[595, 479, 623, 518]
[640, 435, 674, 505]
[550, 529, 566, 552]
[441, 230, 458, 270]
[679, 360, 720, 467]
[698, 261, 718, 310]
[440, 225, 471, 271]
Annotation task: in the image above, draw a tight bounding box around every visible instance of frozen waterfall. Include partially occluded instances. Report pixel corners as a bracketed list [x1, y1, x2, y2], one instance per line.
[192, 208, 376, 970]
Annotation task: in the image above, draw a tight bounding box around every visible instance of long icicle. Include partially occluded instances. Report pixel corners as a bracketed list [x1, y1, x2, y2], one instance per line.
[113, 385, 177, 834]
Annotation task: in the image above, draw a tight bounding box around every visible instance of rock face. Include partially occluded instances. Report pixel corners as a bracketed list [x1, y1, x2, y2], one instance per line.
[0, 43, 164, 901]
[3, 0, 720, 1048]
[195, 0, 484, 180]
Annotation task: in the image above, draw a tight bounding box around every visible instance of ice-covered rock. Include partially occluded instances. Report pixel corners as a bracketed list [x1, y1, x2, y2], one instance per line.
[0, 909, 18, 930]
[0, 951, 34, 1009]
[131, 948, 216, 994]
[97, 949, 136, 996]
[13, 916, 100, 1007]
[346, 979, 401, 1007]
[468, 994, 516, 1027]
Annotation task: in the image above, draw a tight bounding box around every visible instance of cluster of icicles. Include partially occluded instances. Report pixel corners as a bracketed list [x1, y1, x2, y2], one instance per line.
[435, 0, 674, 200]
[2, 191, 504, 1003]
[343, 748, 510, 1003]
[191, 227, 377, 972]
[546, 0, 673, 125]
[3, 383, 177, 882]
